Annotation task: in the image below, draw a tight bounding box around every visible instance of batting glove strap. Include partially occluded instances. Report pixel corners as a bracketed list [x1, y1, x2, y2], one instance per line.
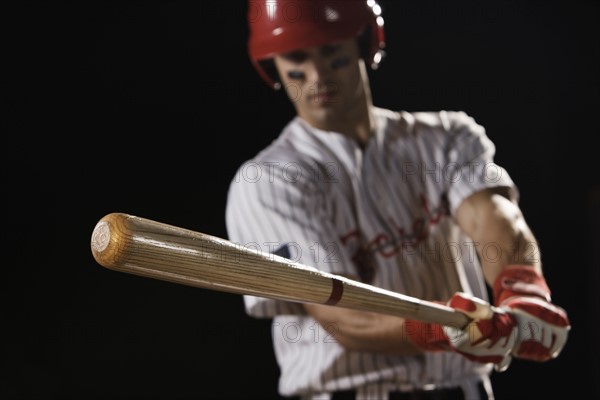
[493, 265, 551, 306]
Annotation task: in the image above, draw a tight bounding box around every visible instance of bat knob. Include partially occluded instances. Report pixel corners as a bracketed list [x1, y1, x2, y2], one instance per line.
[90, 213, 130, 269]
[91, 220, 111, 253]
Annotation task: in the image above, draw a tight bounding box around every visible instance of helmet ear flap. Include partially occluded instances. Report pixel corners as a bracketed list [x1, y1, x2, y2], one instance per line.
[357, 25, 386, 70]
[257, 59, 282, 90]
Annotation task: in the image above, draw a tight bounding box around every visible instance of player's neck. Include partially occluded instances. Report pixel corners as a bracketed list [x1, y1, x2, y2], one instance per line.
[341, 80, 375, 149]
[301, 100, 374, 148]
[347, 64, 376, 148]
[347, 105, 375, 149]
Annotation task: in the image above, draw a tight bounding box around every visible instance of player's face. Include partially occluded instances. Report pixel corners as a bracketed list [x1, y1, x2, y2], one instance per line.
[273, 38, 368, 130]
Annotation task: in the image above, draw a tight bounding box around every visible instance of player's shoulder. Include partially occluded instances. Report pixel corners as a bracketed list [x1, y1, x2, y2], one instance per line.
[400, 110, 481, 130]
[374, 108, 491, 155]
[252, 123, 314, 167]
[230, 119, 304, 165]
[226, 119, 322, 194]
[380, 109, 485, 138]
[375, 107, 469, 126]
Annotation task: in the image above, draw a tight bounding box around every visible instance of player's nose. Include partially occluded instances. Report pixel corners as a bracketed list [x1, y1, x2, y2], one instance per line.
[304, 58, 331, 84]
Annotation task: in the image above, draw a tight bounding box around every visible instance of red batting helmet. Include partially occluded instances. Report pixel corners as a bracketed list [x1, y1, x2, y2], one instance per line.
[247, 0, 386, 89]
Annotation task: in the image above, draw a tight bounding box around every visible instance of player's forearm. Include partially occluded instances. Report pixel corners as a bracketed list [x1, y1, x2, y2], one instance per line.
[481, 206, 540, 273]
[456, 189, 542, 285]
[303, 303, 423, 355]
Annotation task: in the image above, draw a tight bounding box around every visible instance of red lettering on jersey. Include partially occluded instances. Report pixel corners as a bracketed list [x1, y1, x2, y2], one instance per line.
[339, 193, 450, 277]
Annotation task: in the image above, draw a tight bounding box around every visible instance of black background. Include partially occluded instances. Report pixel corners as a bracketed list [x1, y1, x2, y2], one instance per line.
[3, 1, 599, 399]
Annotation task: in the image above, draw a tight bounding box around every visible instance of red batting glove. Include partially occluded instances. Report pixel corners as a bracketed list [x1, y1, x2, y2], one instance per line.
[405, 293, 517, 371]
[493, 265, 571, 362]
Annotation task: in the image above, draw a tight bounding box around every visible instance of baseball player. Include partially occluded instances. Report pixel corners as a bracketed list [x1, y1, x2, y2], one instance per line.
[225, 1, 571, 399]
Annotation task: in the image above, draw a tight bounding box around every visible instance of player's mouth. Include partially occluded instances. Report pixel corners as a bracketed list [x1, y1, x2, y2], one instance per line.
[311, 89, 339, 104]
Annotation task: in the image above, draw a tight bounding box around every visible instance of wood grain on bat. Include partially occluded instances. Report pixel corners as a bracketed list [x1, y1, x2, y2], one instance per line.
[91, 212, 470, 328]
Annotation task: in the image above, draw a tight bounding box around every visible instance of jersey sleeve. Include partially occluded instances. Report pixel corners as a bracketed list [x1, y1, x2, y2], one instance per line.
[225, 158, 355, 319]
[442, 111, 519, 215]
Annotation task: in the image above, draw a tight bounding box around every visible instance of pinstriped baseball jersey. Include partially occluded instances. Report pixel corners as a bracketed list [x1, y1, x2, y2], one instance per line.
[225, 107, 516, 398]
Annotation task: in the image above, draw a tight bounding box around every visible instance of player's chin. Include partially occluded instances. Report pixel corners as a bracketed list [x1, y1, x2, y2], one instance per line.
[308, 101, 342, 117]
[309, 107, 339, 123]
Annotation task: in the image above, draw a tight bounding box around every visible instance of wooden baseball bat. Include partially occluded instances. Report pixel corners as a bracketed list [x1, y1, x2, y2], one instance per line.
[90, 212, 470, 328]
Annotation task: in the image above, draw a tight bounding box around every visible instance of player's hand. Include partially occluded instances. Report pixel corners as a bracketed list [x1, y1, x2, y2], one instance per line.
[500, 296, 570, 362]
[493, 265, 570, 363]
[405, 292, 517, 372]
[444, 292, 517, 371]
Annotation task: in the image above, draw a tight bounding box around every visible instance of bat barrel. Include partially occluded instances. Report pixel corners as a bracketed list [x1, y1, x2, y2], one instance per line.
[91, 212, 337, 303]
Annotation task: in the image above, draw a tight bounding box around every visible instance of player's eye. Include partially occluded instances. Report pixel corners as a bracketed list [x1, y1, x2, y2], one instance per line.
[331, 57, 350, 70]
[287, 70, 306, 80]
